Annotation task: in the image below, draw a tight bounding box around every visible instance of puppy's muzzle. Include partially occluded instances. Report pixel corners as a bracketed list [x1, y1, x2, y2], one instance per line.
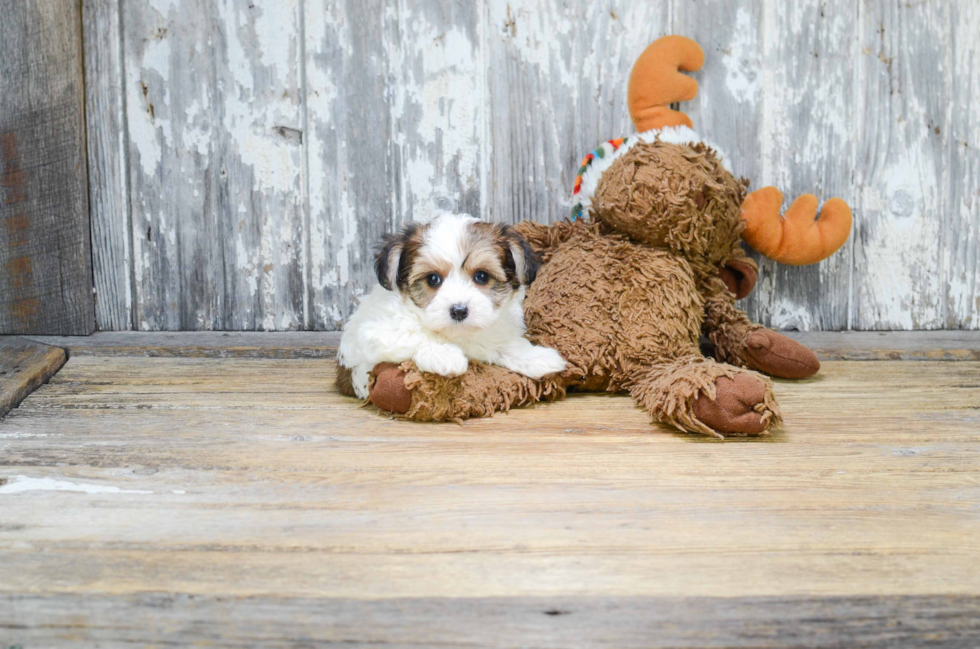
[449, 304, 469, 322]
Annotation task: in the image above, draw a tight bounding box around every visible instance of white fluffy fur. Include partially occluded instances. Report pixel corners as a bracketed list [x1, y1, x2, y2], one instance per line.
[338, 213, 566, 399]
[575, 126, 731, 217]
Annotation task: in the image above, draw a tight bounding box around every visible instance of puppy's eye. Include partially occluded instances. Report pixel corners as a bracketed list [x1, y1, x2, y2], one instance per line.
[425, 273, 442, 288]
[473, 270, 490, 285]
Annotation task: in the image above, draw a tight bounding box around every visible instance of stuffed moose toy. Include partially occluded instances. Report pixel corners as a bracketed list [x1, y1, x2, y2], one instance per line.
[350, 35, 852, 437]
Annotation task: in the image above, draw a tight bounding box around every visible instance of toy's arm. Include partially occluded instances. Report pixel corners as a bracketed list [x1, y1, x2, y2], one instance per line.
[700, 275, 820, 379]
[367, 361, 564, 421]
[511, 220, 587, 262]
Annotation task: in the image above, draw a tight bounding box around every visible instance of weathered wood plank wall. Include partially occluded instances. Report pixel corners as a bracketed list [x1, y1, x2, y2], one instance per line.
[84, 0, 979, 331]
[1, 0, 95, 335]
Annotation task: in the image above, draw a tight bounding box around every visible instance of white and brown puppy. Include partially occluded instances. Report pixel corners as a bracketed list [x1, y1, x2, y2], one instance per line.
[338, 212, 566, 399]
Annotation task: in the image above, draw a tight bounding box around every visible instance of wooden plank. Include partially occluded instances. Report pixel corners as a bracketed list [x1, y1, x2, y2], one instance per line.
[122, 0, 211, 330]
[1, 357, 980, 645]
[0, 0, 94, 335]
[945, 2, 980, 328]
[485, 0, 671, 225]
[211, 0, 307, 331]
[84, 0, 133, 331]
[852, 1, 951, 329]
[304, 0, 393, 329]
[386, 0, 490, 223]
[3, 593, 979, 648]
[0, 337, 66, 418]
[754, 0, 856, 331]
[123, 0, 306, 331]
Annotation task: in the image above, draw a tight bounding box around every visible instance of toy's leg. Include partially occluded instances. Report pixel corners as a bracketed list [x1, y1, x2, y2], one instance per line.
[629, 356, 781, 438]
[702, 275, 819, 379]
[369, 361, 564, 422]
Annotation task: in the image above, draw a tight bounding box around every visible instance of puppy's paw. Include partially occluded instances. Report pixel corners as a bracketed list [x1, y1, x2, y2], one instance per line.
[503, 346, 567, 379]
[352, 365, 372, 399]
[415, 344, 470, 377]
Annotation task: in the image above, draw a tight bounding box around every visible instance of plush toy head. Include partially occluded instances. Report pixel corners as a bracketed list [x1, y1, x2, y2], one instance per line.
[572, 36, 852, 273]
[591, 138, 747, 268]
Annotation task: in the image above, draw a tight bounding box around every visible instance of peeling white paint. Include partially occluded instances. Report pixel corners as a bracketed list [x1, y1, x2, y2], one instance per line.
[147, 0, 174, 19]
[723, 9, 761, 103]
[852, 2, 949, 330]
[768, 301, 814, 332]
[96, 0, 978, 332]
[305, 0, 363, 327]
[857, 152, 942, 329]
[0, 476, 152, 495]
[945, 2, 980, 328]
[388, 7, 486, 224]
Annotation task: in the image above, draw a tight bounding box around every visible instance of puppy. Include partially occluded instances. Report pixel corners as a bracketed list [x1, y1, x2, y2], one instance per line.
[338, 213, 566, 399]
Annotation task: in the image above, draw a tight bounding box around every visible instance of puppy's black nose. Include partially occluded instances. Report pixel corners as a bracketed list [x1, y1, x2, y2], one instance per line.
[449, 304, 469, 322]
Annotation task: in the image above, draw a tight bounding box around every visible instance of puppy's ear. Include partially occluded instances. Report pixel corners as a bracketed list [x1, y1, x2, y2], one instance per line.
[375, 224, 416, 291]
[501, 226, 541, 286]
[374, 234, 402, 291]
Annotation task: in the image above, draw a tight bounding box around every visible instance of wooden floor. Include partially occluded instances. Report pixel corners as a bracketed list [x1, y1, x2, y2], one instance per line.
[1, 341, 979, 646]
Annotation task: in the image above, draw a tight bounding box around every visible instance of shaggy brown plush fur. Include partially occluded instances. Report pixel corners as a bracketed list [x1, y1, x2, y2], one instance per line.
[402, 361, 565, 422]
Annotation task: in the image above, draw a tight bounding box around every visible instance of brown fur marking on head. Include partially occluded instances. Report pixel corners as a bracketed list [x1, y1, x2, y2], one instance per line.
[467, 222, 540, 288]
[403, 258, 451, 309]
[374, 222, 428, 292]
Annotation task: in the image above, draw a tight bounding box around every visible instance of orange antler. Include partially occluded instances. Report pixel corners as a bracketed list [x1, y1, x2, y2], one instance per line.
[628, 35, 704, 132]
[741, 187, 853, 266]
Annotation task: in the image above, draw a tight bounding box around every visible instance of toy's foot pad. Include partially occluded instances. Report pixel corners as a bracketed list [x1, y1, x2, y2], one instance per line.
[693, 373, 769, 435]
[369, 363, 413, 414]
[745, 329, 820, 379]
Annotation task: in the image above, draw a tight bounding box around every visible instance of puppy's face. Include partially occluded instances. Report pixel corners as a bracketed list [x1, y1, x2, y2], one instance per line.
[375, 214, 539, 333]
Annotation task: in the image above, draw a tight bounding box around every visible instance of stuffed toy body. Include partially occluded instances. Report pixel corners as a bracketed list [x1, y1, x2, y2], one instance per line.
[358, 36, 852, 438]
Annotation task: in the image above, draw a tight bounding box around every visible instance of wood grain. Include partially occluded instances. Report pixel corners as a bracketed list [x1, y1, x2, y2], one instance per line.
[304, 0, 393, 329]
[0, 337, 66, 418]
[853, 1, 950, 329]
[84, 0, 133, 331]
[122, 0, 307, 331]
[4, 593, 979, 648]
[81, 0, 980, 331]
[1, 356, 979, 644]
[945, 1, 980, 328]
[0, 0, 95, 335]
[389, 0, 489, 223]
